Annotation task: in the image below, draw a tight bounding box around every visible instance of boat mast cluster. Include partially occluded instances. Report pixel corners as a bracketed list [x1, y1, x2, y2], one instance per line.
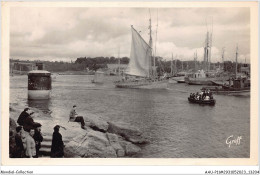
[148, 9, 158, 79]
[203, 19, 213, 72]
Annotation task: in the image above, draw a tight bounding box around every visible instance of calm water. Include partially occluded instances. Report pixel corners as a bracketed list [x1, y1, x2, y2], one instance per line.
[10, 74, 250, 158]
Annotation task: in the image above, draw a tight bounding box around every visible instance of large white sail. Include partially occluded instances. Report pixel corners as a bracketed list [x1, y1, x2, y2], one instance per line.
[125, 26, 152, 77]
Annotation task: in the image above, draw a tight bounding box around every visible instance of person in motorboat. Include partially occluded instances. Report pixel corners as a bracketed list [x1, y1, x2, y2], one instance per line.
[195, 92, 200, 100]
[191, 89, 213, 101]
[204, 95, 210, 101]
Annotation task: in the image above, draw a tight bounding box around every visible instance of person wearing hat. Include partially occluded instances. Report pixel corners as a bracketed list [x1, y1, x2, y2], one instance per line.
[17, 108, 34, 126]
[23, 112, 41, 133]
[69, 105, 86, 129]
[33, 123, 43, 158]
[51, 125, 64, 158]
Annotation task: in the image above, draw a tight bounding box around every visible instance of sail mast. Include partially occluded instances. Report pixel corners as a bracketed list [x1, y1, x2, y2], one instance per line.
[203, 32, 208, 71]
[154, 9, 159, 78]
[235, 45, 238, 78]
[194, 51, 197, 71]
[171, 53, 173, 76]
[222, 47, 225, 63]
[208, 17, 213, 71]
[203, 18, 212, 72]
[222, 47, 225, 69]
[206, 31, 210, 72]
[118, 46, 120, 76]
[148, 9, 153, 78]
[175, 55, 177, 73]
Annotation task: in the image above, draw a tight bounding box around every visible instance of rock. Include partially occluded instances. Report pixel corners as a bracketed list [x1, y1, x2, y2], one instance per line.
[35, 119, 88, 141]
[107, 122, 149, 144]
[83, 115, 109, 132]
[10, 106, 17, 112]
[119, 140, 141, 156]
[64, 129, 117, 158]
[106, 133, 125, 157]
[9, 118, 17, 158]
[126, 135, 149, 144]
[63, 141, 83, 158]
[10, 118, 17, 131]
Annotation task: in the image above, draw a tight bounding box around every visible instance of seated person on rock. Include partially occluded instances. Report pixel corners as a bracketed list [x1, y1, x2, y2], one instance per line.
[69, 105, 86, 129]
[23, 112, 41, 133]
[17, 108, 34, 127]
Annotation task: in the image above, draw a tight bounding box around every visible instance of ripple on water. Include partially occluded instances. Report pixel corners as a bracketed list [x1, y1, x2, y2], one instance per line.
[10, 75, 250, 158]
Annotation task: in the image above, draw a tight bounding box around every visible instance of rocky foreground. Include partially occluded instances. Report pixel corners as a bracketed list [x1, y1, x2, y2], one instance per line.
[9, 105, 149, 158]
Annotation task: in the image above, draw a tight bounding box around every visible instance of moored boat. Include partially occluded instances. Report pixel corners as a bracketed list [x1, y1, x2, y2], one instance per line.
[114, 16, 168, 89]
[201, 46, 250, 96]
[184, 70, 229, 85]
[202, 77, 250, 96]
[115, 78, 168, 89]
[91, 71, 105, 84]
[177, 79, 186, 83]
[169, 72, 187, 83]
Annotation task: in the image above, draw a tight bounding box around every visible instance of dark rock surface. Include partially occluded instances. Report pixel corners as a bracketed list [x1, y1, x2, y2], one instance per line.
[107, 121, 149, 144]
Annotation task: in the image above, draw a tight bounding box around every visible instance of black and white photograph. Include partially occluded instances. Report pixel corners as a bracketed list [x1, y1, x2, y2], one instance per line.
[1, 1, 258, 169]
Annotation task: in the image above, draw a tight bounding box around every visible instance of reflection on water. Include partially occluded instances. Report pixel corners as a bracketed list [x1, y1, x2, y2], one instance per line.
[27, 99, 52, 115]
[10, 75, 250, 158]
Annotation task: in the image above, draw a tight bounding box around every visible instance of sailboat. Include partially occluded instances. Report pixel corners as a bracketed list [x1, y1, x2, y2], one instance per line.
[169, 55, 187, 83]
[202, 46, 250, 96]
[184, 27, 228, 85]
[114, 20, 168, 89]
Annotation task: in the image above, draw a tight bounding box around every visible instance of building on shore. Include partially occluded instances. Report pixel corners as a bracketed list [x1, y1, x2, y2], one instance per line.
[10, 61, 45, 75]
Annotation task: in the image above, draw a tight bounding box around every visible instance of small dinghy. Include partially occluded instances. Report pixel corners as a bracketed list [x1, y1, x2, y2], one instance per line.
[188, 90, 216, 105]
[188, 97, 216, 105]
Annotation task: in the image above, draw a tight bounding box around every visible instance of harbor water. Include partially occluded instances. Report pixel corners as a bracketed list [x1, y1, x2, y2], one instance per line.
[10, 75, 250, 158]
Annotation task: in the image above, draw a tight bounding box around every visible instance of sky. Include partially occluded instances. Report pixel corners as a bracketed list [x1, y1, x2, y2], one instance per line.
[10, 7, 250, 63]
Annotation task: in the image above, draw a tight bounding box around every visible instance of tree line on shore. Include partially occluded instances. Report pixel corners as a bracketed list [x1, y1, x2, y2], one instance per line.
[10, 57, 249, 74]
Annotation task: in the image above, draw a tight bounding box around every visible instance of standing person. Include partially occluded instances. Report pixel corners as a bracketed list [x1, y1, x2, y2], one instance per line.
[33, 123, 43, 158]
[25, 129, 36, 158]
[17, 108, 34, 126]
[69, 105, 86, 129]
[14, 126, 25, 158]
[50, 125, 64, 158]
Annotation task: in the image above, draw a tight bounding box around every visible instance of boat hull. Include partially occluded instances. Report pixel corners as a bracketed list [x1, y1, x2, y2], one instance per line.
[201, 86, 250, 96]
[188, 97, 216, 105]
[115, 79, 168, 89]
[169, 76, 185, 84]
[185, 77, 229, 85]
[216, 90, 250, 96]
[177, 80, 185, 83]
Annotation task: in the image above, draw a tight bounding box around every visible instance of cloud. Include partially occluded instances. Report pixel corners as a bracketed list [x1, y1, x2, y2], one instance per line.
[10, 7, 250, 63]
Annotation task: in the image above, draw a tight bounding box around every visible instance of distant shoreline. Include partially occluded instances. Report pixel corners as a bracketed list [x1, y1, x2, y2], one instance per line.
[10, 70, 97, 76]
[55, 71, 95, 75]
